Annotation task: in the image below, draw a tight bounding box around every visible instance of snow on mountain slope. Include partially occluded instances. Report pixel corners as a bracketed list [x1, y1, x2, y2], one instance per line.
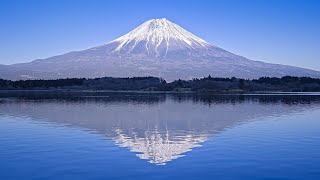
[111, 18, 210, 57]
[105, 18, 235, 59]
[2, 18, 320, 81]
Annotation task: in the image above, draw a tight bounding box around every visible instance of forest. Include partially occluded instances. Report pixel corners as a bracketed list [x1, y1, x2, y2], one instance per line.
[1, 75, 320, 92]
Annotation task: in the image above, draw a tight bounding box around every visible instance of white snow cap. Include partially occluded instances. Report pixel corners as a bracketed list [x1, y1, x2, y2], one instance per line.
[112, 18, 210, 52]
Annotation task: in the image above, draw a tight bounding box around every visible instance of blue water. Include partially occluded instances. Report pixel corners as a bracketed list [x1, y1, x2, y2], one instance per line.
[0, 93, 320, 179]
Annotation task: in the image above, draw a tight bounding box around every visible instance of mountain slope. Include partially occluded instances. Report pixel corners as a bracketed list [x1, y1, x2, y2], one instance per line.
[2, 18, 320, 81]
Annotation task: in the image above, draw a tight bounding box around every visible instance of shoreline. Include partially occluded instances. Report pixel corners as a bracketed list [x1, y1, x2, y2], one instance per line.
[1, 89, 320, 95]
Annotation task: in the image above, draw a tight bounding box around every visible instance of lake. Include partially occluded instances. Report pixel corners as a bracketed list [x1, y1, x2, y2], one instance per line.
[1, 92, 320, 179]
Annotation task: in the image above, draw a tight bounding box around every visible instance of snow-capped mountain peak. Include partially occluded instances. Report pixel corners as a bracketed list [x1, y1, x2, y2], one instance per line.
[110, 18, 211, 57]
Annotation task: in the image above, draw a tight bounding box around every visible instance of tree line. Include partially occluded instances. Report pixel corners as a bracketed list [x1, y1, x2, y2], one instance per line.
[1, 75, 320, 92]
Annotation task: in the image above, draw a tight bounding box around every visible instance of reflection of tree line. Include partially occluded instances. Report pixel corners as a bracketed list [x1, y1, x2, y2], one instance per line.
[1, 91, 320, 106]
[170, 94, 320, 106]
[0, 91, 166, 104]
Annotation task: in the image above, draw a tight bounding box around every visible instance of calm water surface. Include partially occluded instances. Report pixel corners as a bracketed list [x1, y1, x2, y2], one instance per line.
[0, 92, 320, 179]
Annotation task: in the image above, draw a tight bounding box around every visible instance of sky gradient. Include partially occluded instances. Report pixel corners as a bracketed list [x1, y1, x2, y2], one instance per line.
[1, 0, 320, 70]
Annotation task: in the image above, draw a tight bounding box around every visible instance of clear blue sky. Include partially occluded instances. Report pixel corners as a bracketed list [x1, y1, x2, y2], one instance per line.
[1, 0, 320, 70]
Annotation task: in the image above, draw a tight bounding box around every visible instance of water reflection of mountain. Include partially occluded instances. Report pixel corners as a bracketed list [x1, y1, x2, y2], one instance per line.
[1, 93, 320, 165]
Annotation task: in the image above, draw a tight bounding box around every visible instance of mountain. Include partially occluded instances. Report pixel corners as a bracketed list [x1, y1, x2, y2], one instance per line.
[1, 18, 320, 81]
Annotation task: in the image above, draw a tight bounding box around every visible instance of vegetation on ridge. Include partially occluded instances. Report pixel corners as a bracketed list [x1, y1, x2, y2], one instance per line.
[1, 76, 320, 92]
